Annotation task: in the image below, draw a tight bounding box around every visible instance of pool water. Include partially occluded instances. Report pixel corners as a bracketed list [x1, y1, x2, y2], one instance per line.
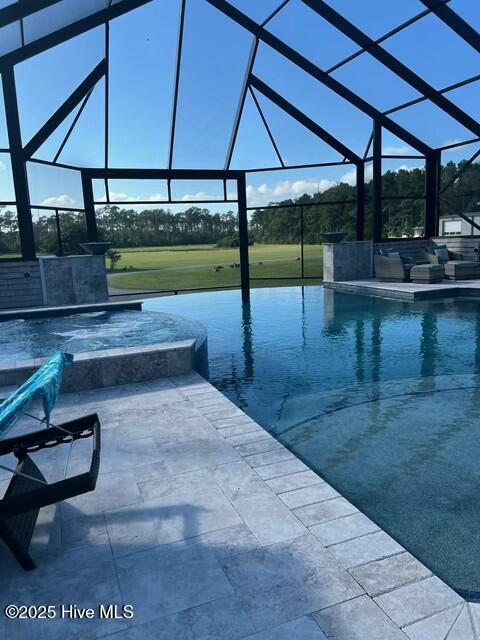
[0, 309, 207, 363]
[144, 287, 480, 599]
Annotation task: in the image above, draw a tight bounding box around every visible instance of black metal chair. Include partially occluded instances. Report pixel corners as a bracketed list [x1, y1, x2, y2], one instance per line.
[0, 354, 101, 570]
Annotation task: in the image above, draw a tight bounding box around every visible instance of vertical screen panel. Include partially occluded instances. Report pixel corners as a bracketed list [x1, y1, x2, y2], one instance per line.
[0, 152, 15, 201]
[27, 162, 84, 209]
[23, 1, 109, 44]
[383, 13, 480, 89]
[0, 204, 20, 258]
[109, 0, 179, 168]
[173, 0, 253, 168]
[15, 27, 104, 144]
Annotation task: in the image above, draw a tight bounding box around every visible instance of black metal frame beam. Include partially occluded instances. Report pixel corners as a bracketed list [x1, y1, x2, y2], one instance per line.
[0, 0, 154, 70]
[246, 199, 357, 211]
[325, 1, 453, 76]
[168, 0, 186, 172]
[23, 60, 106, 159]
[425, 150, 441, 238]
[419, 0, 480, 54]
[95, 199, 239, 206]
[250, 75, 362, 163]
[302, 0, 480, 139]
[384, 73, 480, 117]
[206, 0, 432, 155]
[2, 67, 35, 260]
[225, 37, 259, 169]
[53, 90, 93, 164]
[237, 172, 250, 303]
[81, 171, 97, 242]
[245, 160, 351, 173]
[83, 168, 244, 180]
[248, 85, 285, 167]
[0, 0, 63, 29]
[356, 162, 365, 241]
[372, 121, 382, 242]
[439, 137, 480, 152]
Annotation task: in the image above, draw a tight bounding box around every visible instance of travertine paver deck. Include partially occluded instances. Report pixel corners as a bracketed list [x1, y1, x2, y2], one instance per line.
[325, 277, 480, 301]
[0, 373, 477, 639]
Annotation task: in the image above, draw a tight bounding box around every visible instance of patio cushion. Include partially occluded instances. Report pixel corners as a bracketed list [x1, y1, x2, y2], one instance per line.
[434, 247, 449, 264]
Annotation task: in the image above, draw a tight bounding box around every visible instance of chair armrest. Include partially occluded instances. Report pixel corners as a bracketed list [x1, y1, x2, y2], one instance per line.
[0, 414, 100, 456]
[448, 250, 463, 261]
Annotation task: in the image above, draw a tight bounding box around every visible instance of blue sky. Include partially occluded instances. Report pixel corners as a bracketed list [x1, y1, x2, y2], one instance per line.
[0, 0, 479, 210]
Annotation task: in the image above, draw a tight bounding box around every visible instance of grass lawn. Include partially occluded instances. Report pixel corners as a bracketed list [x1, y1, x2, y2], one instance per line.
[108, 244, 323, 291]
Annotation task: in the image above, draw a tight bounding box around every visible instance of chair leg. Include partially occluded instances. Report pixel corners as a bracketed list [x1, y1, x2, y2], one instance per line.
[0, 455, 44, 570]
[0, 525, 36, 570]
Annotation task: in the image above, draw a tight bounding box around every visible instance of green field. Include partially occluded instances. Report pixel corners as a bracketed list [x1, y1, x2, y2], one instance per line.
[108, 244, 323, 291]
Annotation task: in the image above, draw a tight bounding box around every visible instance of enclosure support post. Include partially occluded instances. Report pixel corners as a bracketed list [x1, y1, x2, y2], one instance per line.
[425, 150, 441, 239]
[300, 205, 305, 279]
[372, 120, 382, 243]
[355, 162, 365, 241]
[54, 209, 64, 256]
[237, 172, 250, 303]
[2, 67, 36, 260]
[81, 172, 98, 242]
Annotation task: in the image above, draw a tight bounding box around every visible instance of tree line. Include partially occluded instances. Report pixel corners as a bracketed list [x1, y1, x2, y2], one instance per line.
[0, 160, 478, 254]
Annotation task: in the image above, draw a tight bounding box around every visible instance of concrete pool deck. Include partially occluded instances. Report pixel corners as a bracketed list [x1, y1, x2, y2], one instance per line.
[325, 278, 480, 301]
[0, 373, 477, 639]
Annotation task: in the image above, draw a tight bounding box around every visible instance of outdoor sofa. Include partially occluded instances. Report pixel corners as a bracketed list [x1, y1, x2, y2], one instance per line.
[0, 352, 101, 570]
[422, 245, 480, 280]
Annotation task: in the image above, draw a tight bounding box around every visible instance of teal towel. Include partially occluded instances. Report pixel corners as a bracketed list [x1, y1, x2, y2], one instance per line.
[0, 351, 73, 438]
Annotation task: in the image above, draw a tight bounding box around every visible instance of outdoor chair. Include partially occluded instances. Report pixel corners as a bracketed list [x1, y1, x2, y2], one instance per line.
[374, 250, 416, 282]
[0, 352, 101, 570]
[423, 246, 480, 280]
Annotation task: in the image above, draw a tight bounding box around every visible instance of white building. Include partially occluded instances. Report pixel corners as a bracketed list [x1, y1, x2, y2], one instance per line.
[439, 212, 480, 236]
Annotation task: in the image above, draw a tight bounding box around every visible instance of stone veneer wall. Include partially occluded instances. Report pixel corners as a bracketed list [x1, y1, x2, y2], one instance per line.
[0, 341, 197, 392]
[0, 261, 44, 310]
[323, 241, 373, 282]
[0, 255, 109, 310]
[40, 255, 108, 306]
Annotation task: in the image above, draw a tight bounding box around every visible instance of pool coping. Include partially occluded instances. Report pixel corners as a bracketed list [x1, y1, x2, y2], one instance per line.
[0, 341, 197, 390]
[324, 279, 480, 301]
[0, 300, 143, 321]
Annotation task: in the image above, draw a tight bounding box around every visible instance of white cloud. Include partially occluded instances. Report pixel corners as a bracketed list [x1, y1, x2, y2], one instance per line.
[382, 145, 415, 156]
[246, 163, 422, 206]
[100, 191, 168, 203]
[395, 164, 418, 172]
[0, 160, 5, 172]
[181, 191, 222, 202]
[246, 179, 336, 206]
[40, 194, 75, 206]
[340, 164, 374, 186]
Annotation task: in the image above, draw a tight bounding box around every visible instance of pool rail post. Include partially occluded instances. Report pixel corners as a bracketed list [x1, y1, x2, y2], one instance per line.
[237, 172, 250, 304]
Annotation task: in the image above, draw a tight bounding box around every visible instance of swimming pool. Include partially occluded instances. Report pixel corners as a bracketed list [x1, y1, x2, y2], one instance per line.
[143, 287, 480, 599]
